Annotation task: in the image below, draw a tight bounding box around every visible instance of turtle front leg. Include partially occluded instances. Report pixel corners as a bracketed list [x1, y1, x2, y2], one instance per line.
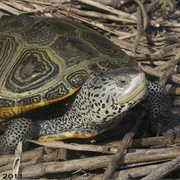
[145, 82, 180, 137]
[0, 118, 36, 155]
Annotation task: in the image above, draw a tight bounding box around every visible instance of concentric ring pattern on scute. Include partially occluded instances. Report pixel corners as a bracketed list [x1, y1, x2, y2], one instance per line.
[5, 49, 59, 93]
[0, 15, 136, 119]
[0, 35, 18, 77]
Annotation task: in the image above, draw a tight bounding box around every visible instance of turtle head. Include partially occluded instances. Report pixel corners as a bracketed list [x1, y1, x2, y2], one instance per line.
[80, 67, 147, 127]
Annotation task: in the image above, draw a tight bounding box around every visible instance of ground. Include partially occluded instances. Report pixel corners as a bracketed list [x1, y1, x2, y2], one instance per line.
[0, 0, 179, 179]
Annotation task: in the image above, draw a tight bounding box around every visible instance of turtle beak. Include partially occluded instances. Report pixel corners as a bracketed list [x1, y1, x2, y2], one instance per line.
[115, 67, 147, 104]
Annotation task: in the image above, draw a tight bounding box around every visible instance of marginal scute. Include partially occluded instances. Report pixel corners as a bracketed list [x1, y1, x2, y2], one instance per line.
[0, 98, 16, 107]
[18, 95, 41, 106]
[66, 69, 89, 88]
[0, 107, 18, 119]
[99, 60, 121, 69]
[44, 82, 70, 101]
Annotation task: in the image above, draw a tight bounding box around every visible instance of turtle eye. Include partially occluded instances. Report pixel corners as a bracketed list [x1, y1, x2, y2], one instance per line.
[115, 76, 129, 86]
[120, 78, 126, 84]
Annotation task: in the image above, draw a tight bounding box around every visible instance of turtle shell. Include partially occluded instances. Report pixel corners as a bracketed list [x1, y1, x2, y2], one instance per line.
[0, 14, 136, 120]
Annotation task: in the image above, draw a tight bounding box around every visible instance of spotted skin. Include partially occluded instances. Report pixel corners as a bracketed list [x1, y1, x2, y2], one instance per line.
[0, 118, 35, 155]
[37, 68, 146, 138]
[0, 67, 147, 155]
[144, 82, 180, 137]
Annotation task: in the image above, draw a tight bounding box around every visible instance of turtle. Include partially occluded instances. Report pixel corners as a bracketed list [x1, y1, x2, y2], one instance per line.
[0, 15, 179, 155]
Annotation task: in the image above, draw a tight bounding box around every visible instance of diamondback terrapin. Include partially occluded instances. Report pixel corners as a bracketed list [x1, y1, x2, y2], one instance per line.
[0, 15, 179, 155]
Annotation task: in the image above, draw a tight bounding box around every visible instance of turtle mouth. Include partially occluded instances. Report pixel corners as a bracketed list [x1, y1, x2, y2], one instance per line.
[116, 72, 147, 105]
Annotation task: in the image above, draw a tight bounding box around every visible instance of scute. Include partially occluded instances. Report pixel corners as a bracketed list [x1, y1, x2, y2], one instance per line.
[0, 35, 19, 77]
[22, 21, 57, 45]
[51, 36, 99, 67]
[5, 48, 60, 92]
[0, 15, 136, 121]
[81, 30, 123, 57]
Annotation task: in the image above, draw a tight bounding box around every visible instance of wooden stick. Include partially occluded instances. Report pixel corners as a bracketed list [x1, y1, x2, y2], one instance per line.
[165, 84, 180, 95]
[0, 147, 55, 170]
[0, 147, 180, 179]
[76, 0, 137, 21]
[12, 142, 22, 180]
[102, 112, 144, 179]
[94, 163, 164, 179]
[133, 6, 142, 55]
[159, 51, 180, 86]
[28, 140, 117, 154]
[142, 156, 180, 180]
[139, 65, 180, 84]
[133, 0, 148, 30]
[103, 136, 180, 148]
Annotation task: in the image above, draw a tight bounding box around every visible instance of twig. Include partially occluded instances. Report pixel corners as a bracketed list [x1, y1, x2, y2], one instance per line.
[103, 136, 180, 148]
[139, 65, 180, 84]
[12, 142, 22, 180]
[1, 147, 180, 179]
[133, 0, 148, 30]
[133, 5, 142, 55]
[102, 111, 145, 179]
[0, 147, 55, 171]
[28, 140, 117, 154]
[159, 51, 180, 86]
[76, 0, 137, 21]
[94, 163, 165, 179]
[165, 84, 180, 95]
[142, 156, 180, 180]
[63, 7, 136, 23]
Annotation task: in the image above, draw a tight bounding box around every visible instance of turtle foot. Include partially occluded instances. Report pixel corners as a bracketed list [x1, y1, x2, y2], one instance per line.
[145, 82, 180, 138]
[161, 114, 180, 138]
[0, 118, 35, 155]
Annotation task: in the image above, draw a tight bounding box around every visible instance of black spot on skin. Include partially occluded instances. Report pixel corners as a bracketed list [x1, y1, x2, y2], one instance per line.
[101, 78, 107, 81]
[94, 94, 99, 97]
[113, 92, 117, 96]
[103, 117, 107, 121]
[106, 96, 110, 103]
[97, 108, 101, 112]
[120, 105, 125, 108]
[93, 86, 103, 90]
[102, 103, 105, 109]
[112, 106, 117, 110]
[105, 110, 109, 114]
[102, 93, 105, 97]
[110, 87, 115, 91]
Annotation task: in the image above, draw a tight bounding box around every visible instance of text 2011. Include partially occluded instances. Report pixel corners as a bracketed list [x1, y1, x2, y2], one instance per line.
[3, 174, 22, 179]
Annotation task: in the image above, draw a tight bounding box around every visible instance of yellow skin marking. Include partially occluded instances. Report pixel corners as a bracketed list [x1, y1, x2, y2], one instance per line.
[38, 117, 123, 142]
